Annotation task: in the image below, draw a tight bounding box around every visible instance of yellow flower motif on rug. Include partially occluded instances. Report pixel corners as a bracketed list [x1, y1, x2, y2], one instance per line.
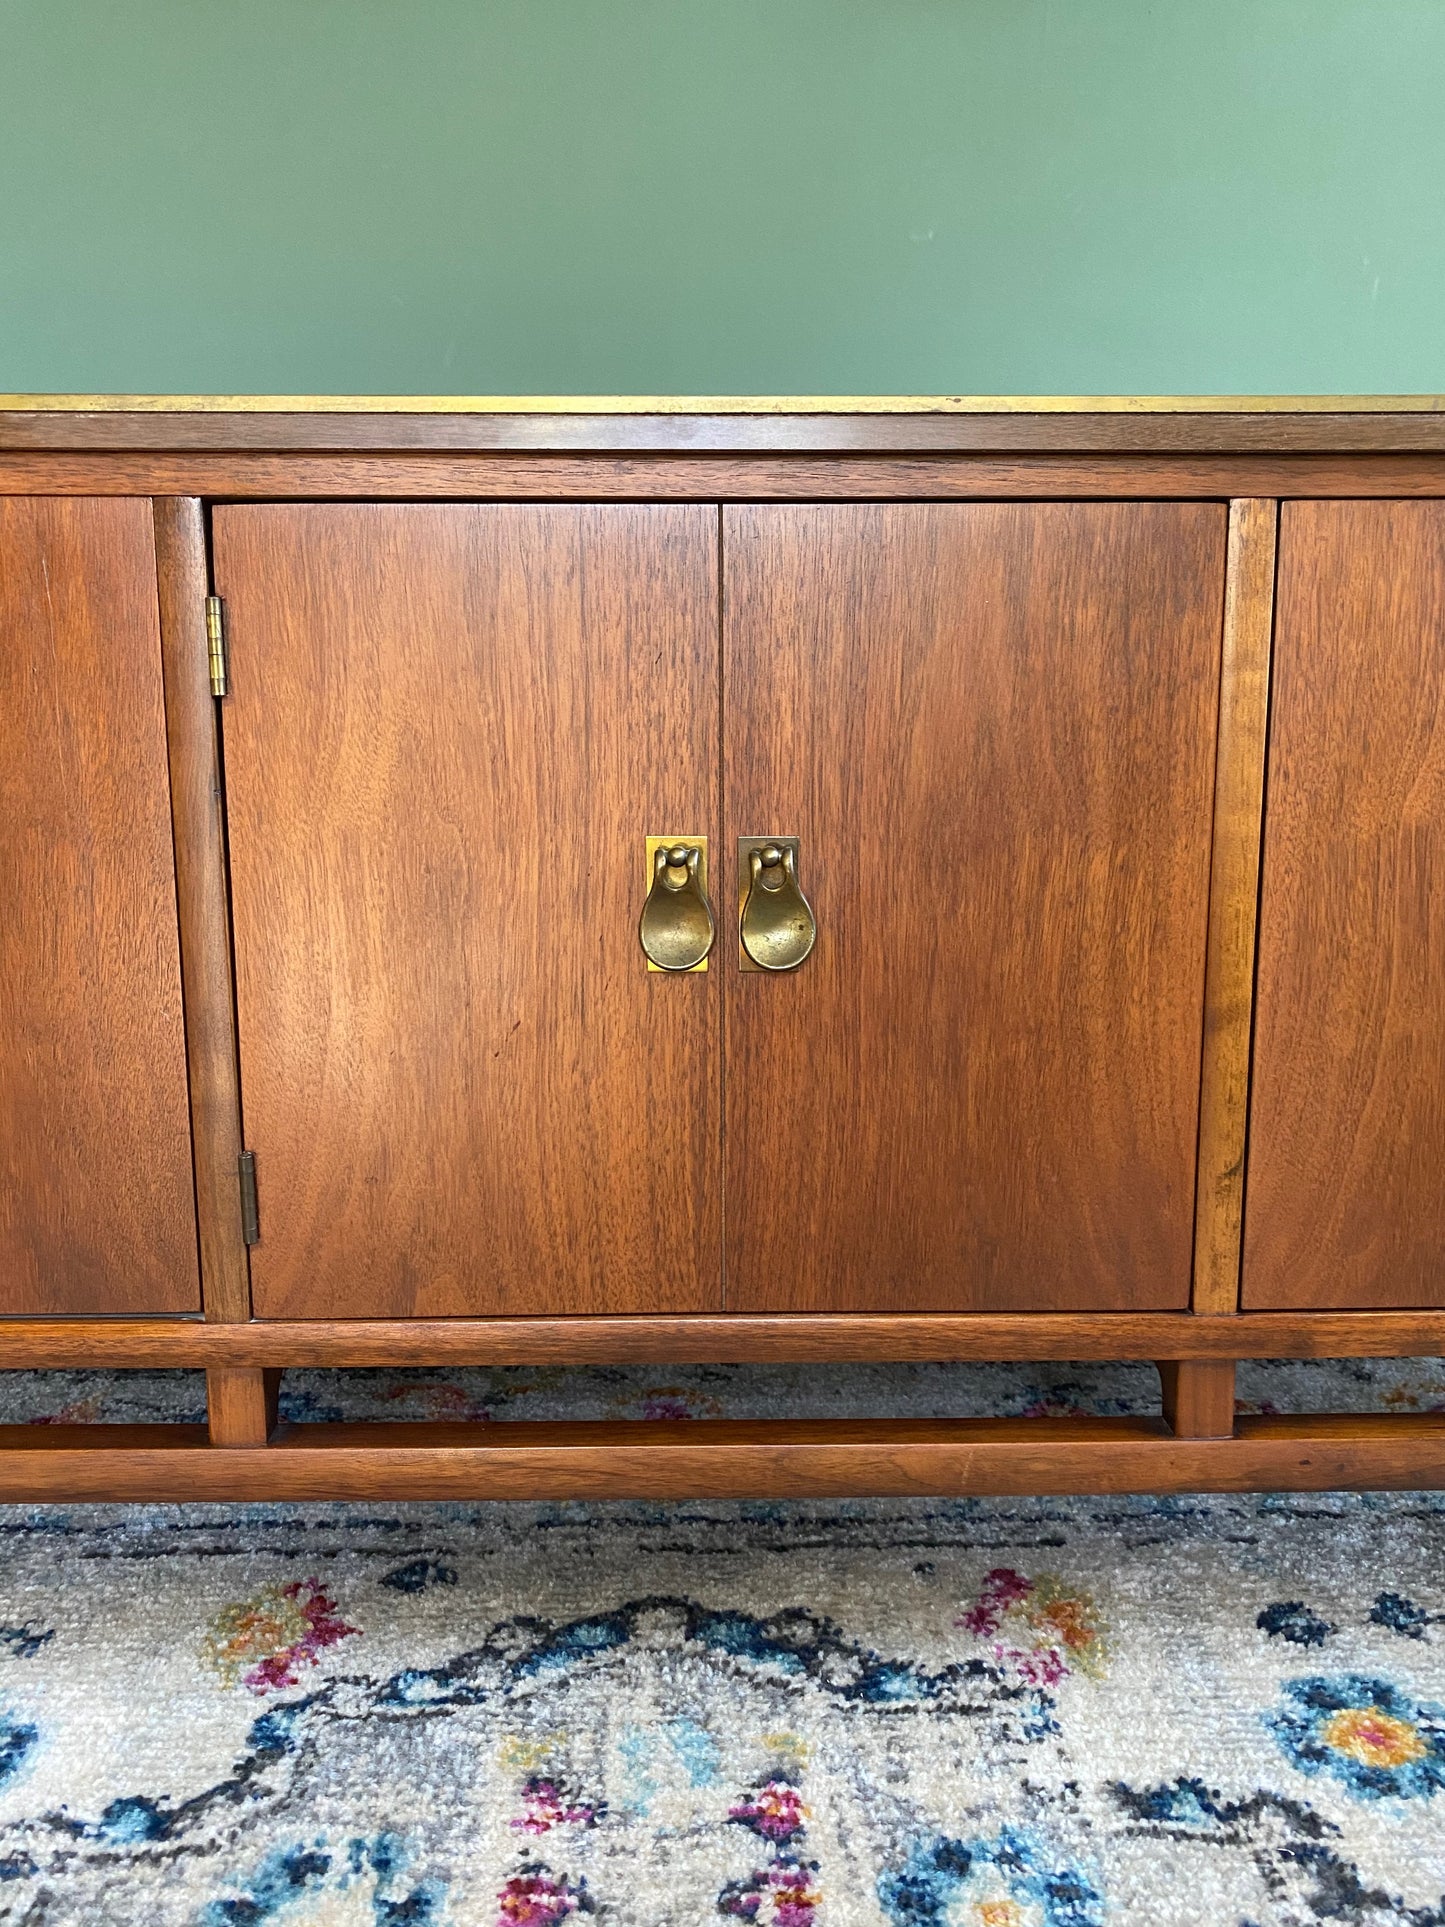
[959, 1568, 1109, 1687]
[1321, 1707, 1429, 1771]
[202, 1579, 359, 1693]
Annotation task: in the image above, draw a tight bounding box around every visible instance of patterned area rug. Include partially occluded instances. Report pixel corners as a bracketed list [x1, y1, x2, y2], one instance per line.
[0, 1360, 1442, 1925]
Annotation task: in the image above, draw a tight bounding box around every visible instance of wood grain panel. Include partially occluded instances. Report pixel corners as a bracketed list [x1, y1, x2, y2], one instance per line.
[214, 504, 721, 1319]
[1246, 501, 1445, 1309]
[724, 503, 1226, 1313]
[0, 497, 198, 1313]
[4, 453, 1445, 501]
[0, 1414, 1440, 1500]
[5, 1308, 1445, 1366]
[1191, 500, 1277, 1313]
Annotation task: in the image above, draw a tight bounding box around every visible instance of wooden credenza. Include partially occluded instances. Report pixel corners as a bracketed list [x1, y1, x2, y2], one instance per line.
[2, 398, 1444, 1499]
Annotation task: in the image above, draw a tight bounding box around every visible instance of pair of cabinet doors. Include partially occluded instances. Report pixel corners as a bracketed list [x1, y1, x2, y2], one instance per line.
[3, 496, 1443, 1322]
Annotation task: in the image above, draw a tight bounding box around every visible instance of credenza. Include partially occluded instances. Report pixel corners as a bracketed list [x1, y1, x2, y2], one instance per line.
[2, 395, 1444, 1500]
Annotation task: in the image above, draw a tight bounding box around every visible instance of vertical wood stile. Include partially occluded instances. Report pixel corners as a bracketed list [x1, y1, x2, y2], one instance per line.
[153, 498, 270, 1440]
[205, 1369, 282, 1448]
[1157, 1359, 1238, 1439]
[1191, 498, 1278, 1315]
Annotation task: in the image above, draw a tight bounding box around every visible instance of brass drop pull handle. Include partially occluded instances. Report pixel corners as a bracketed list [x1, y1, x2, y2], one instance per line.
[739, 837, 816, 971]
[639, 839, 716, 971]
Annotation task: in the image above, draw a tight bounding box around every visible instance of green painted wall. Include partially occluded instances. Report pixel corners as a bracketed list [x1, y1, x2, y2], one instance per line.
[2, 0, 1442, 395]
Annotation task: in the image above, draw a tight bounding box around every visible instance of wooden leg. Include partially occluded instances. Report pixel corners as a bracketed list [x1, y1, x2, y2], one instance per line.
[207, 1368, 282, 1447]
[1157, 1359, 1237, 1439]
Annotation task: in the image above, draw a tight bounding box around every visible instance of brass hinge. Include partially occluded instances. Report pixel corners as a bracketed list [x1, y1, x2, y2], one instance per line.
[238, 1150, 260, 1246]
[206, 594, 229, 698]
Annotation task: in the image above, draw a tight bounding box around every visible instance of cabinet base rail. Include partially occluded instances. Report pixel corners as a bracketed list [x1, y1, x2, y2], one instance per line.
[6, 1320, 1443, 1500]
[0, 1415, 1441, 1501]
[5, 1310, 1445, 1366]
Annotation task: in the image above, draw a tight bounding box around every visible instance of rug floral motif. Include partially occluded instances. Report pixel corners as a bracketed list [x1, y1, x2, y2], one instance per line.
[0, 1361, 1442, 1923]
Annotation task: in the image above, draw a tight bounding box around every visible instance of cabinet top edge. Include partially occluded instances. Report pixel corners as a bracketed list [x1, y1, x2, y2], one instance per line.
[4, 393, 1444, 414]
[9, 397, 1445, 456]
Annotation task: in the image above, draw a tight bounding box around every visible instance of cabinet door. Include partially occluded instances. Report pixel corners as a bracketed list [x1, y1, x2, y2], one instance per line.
[1245, 501, 1445, 1310]
[723, 503, 1225, 1313]
[214, 504, 720, 1320]
[0, 498, 198, 1314]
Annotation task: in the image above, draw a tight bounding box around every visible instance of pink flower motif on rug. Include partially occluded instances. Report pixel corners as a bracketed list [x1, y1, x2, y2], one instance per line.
[606, 1385, 725, 1420]
[202, 1578, 360, 1693]
[381, 1380, 493, 1421]
[511, 1776, 601, 1835]
[721, 1775, 821, 1921]
[496, 1865, 593, 1922]
[719, 1857, 821, 1924]
[959, 1567, 1109, 1687]
[1019, 1395, 1095, 1420]
[28, 1399, 104, 1425]
[728, 1779, 808, 1844]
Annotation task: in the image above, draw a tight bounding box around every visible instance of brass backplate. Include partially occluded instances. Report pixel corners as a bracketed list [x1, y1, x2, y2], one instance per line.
[737, 836, 803, 971]
[644, 836, 709, 972]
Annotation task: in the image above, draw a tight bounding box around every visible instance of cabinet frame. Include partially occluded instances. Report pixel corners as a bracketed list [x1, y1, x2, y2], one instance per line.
[2, 398, 1444, 1497]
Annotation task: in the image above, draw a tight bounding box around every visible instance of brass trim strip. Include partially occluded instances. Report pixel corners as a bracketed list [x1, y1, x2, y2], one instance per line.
[3, 394, 1445, 415]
